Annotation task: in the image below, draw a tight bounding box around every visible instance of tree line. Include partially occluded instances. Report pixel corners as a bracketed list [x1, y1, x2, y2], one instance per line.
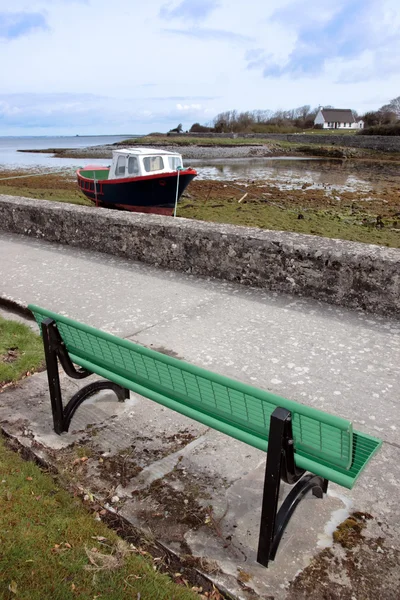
[186, 96, 400, 134]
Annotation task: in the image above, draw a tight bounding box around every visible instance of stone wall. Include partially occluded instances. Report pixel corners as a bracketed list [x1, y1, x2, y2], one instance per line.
[0, 195, 399, 316]
[268, 134, 400, 152]
[169, 132, 400, 152]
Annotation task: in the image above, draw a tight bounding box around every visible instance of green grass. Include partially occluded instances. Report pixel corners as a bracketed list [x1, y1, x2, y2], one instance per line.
[305, 129, 358, 135]
[0, 436, 201, 600]
[122, 131, 358, 147]
[0, 185, 91, 206]
[122, 135, 268, 146]
[0, 169, 92, 207]
[0, 316, 45, 388]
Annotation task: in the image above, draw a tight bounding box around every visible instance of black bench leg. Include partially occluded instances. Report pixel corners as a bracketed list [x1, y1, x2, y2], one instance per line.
[257, 407, 328, 567]
[269, 474, 329, 561]
[257, 407, 292, 566]
[41, 318, 129, 434]
[42, 318, 65, 434]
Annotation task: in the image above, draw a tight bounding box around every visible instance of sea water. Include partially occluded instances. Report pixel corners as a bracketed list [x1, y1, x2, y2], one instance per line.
[0, 135, 138, 169]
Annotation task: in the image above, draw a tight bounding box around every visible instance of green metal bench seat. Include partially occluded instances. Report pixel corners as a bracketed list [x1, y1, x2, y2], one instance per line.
[29, 304, 382, 567]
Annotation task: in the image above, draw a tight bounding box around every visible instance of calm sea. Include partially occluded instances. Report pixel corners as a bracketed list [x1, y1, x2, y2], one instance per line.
[0, 135, 139, 170]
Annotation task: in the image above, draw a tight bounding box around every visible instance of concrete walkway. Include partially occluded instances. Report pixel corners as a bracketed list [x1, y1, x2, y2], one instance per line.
[1, 231, 399, 599]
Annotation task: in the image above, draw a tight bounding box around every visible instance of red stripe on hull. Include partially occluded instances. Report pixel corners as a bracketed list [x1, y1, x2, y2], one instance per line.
[77, 168, 197, 185]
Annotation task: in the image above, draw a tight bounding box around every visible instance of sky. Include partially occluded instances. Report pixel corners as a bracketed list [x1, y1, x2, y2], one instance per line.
[0, 0, 399, 135]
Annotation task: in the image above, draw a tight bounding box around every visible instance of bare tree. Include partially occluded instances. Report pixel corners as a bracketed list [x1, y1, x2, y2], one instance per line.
[252, 109, 274, 123]
[386, 96, 400, 118]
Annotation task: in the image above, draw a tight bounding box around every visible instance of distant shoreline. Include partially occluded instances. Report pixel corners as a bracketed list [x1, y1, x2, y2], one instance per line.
[16, 133, 400, 162]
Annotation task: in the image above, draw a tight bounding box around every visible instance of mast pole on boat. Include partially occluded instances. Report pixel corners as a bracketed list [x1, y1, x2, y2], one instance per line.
[173, 166, 182, 218]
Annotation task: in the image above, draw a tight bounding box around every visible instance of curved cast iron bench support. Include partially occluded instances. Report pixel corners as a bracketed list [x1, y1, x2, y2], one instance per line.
[257, 407, 329, 566]
[41, 318, 129, 433]
[269, 472, 328, 561]
[63, 380, 129, 433]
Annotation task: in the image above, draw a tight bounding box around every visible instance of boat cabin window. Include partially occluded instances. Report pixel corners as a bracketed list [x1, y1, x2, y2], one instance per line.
[116, 155, 126, 177]
[143, 156, 164, 172]
[168, 156, 183, 170]
[128, 156, 139, 176]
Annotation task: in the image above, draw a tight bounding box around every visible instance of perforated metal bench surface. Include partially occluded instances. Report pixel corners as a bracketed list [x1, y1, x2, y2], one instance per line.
[30, 304, 382, 490]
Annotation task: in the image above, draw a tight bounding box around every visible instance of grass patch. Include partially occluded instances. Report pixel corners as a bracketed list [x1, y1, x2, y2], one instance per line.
[0, 169, 91, 207]
[0, 436, 204, 600]
[121, 135, 268, 147]
[304, 129, 358, 135]
[0, 317, 45, 390]
[0, 185, 90, 206]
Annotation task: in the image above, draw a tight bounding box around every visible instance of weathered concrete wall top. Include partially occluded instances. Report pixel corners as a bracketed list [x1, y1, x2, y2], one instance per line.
[0, 194, 399, 317]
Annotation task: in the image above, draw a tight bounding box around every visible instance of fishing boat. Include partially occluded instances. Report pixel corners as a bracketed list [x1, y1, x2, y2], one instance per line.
[76, 147, 197, 215]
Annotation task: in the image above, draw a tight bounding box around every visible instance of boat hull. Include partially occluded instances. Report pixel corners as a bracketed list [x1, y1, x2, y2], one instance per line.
[77, 168, 197, 215]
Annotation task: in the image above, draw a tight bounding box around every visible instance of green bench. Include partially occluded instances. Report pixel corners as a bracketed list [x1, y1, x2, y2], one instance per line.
[29, 304, 382, 567]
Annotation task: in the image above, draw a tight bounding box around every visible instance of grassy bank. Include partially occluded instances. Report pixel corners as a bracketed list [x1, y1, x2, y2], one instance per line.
[0, 169, 90, 206]
[121, 135, 268, 147]
[122, 132, 359, 146]
[0, 435, 206, 600]
[0, 316, 44, 391]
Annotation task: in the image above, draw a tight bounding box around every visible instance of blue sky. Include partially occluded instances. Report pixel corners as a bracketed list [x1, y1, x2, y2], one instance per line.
[0, 11, 48, 39]
[0, 0, 399, 135]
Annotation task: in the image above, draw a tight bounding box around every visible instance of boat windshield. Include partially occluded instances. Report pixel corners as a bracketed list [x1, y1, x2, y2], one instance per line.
[128, 156, 139, 176]
[168, 156, 183, 170]
[116, 155, 126, 177]
[143, 156, 164, 172]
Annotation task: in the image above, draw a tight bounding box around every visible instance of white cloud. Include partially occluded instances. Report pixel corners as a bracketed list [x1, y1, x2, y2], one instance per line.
[0, 0, 399, 134]
[177, 103, 202, 110]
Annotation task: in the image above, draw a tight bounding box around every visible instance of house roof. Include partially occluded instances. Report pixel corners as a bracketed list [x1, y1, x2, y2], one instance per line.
[320, 109, 355, 123]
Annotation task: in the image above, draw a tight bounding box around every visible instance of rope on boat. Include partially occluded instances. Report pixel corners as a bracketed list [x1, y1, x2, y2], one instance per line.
[0, 170, 72, 182]
[174, 167, 182, 217]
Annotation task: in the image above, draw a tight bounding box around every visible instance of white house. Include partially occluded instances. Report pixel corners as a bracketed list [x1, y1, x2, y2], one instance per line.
[314, 108, 364, 130]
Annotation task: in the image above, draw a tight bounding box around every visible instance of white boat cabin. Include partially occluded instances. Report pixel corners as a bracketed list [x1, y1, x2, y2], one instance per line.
[109, 147, 184, 180]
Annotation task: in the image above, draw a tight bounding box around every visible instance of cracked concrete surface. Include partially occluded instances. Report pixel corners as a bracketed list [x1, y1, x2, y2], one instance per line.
[0, 231, 399, 599]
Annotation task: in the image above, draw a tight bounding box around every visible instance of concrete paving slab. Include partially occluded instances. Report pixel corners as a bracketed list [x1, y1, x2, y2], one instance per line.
[0, 231, 225, 337]
[1, 231, 399, 598]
